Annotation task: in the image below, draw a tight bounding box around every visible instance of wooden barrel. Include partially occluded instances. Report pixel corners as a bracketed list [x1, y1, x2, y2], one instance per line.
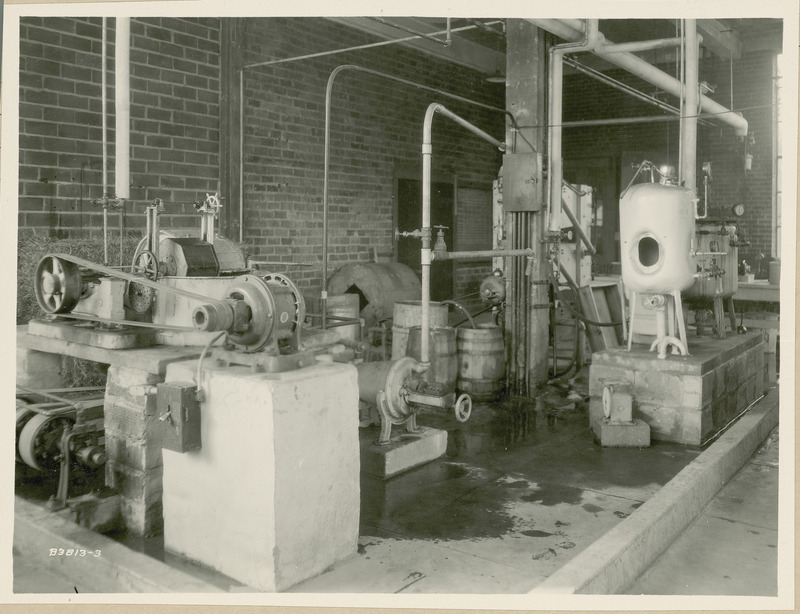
[406, 326, 457, 394]
[456, 325, 505, 401]
[391, 300, 448, 360]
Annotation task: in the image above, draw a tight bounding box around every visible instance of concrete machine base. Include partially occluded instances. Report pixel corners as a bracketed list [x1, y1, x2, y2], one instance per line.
[161, 359, 360, 592]
[360, 425, 448, 479]
[590, 331, 765, 445]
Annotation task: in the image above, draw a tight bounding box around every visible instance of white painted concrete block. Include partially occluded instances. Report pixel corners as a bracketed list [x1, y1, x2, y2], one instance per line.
[161, 359, 360, 592]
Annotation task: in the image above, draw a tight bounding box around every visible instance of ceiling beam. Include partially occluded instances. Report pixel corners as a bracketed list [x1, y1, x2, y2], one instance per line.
[697, 19, 742, 60]
[327, 17, 506, 76]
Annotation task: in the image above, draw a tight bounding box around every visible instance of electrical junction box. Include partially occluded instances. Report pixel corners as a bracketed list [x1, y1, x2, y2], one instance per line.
[502, 152, 542, 212]
[155, 382, 202, 453]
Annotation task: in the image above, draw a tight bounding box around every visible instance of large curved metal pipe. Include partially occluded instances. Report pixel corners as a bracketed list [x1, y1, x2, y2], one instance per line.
[420, 103, 506, 366]
[530, 18, 748, 137]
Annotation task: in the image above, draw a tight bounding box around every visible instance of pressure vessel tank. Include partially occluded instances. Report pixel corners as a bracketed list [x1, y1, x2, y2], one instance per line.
[619, 182, 697, 294]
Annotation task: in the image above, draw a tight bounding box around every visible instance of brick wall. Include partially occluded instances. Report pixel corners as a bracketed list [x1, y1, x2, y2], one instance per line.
[240, 18, 503, 299]
[19, 16, 502, 303]
[562, 50, 777, 270]
[18, 17, 221, 239]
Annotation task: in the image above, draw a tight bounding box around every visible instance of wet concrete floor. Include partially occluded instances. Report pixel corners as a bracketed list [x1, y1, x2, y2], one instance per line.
[290, 370, 703, 593]
[12, 368, 707, 594]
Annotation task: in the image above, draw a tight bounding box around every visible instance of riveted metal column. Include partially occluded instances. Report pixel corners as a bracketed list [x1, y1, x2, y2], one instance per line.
[505, 20, 548, 396]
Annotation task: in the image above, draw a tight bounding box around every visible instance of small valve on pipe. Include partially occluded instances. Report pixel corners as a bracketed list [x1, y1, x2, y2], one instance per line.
[432, 225, 448, 258]
[394, 227, 423, 241]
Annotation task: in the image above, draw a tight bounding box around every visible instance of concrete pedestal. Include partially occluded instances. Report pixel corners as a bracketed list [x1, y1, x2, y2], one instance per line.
[595, 418, 650, 448]
[360, 425, 447, 478]
[161, 360, 360, 592]
[590, 332, 765, 445]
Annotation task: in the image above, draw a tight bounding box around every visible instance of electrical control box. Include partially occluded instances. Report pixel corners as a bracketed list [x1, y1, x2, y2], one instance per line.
[155, 382, 202, 453]
[502, 153, 542, 212]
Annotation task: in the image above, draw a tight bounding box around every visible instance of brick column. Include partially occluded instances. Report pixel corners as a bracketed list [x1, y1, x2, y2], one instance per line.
[103, 365, 165, 537]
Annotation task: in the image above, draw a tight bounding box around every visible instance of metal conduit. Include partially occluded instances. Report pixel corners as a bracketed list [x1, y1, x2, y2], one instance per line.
[366, 17, 452, 47]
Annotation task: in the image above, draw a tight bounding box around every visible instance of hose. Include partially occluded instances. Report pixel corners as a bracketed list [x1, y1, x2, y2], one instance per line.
[441, 299, 476, 328]
[550, 316, 580, 379]
[453, 304, 495, 328]
[549, 268, 624, 328]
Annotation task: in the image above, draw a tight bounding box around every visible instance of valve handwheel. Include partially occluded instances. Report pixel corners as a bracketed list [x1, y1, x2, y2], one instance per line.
[34, 255, 82, 313]
[132, 250, 159, 280]
[454, 393, 472, 423]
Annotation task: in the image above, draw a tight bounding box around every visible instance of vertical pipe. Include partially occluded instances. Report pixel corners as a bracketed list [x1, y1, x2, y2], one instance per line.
[101, 18, 108, 199]
[420, 104, 438, 367]
[239, 69, 244, 244]
[115, 17, 130, 200]
[547, 51, 563, 233]
[681, 20, 699, 193]
[678, 19, 685, 183]
[547, 19, 599, 234]
[101, 18, 108, 265]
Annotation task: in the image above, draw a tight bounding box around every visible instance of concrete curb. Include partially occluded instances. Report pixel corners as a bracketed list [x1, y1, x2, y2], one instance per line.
[530, 388, 780, 594]
[13, 497, 225, 593]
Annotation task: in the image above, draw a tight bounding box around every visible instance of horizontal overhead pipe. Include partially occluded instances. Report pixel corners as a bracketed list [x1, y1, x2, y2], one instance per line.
[530, 18, 748, 137]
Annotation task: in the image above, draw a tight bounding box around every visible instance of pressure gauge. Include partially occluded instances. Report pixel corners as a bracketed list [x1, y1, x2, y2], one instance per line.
[731, 204, 745, 217]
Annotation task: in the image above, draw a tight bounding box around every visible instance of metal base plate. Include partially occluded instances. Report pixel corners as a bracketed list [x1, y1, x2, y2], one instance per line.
[28, 318, 157, 350]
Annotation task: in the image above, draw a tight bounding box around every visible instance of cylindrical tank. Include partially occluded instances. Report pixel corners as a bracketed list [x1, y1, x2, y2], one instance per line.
[391, 300, 448, 360]
[620, 183, 697, 294]
[327, 263, 421, 330]
[456, 324, 505, 401]
[326, 293, 361, 342]
[406, 326, 457, 393]
[684, 222, 738, 299]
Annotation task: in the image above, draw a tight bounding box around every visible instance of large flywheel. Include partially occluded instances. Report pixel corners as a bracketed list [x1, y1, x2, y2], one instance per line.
[33, 255, 82, 314]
